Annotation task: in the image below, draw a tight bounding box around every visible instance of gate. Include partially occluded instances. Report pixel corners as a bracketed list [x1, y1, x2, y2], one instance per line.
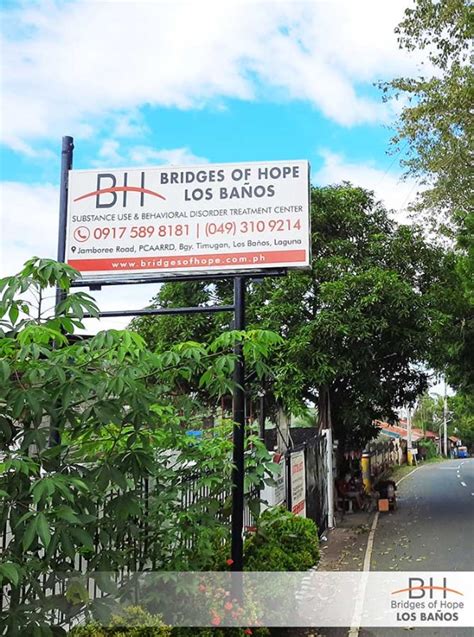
[286, 432, 329, 535]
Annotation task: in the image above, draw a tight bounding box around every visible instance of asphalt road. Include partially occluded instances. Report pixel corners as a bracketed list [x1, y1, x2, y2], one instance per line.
[360, 458, 474, 637]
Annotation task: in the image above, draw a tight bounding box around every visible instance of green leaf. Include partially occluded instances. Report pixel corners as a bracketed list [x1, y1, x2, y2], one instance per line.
[8, 303, 19, 325]
[23, 518, 37, 551]
[36, 512, 51, 548]
[0, 562, 21, 586]
[266, 462, 283, 475]
[70, 527, 94, 551]
[12, 392, 25, 419]
[31, 481, 49, 505]
[0, 359, 10, 383]
[60, 531, 75, 559]
[109, 466, 128, 490]
[55, 505, 81, 524]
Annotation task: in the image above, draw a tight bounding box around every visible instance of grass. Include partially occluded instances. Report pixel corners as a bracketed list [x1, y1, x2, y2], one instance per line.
[381, 455, 449, 484]
[384, 464, 419, 483]
[423, 455, 448, 464]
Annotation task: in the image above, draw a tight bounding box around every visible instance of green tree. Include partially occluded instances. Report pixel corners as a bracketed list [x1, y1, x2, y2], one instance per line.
[132, 185, 455, 450]
[449, 391, 474, 450]
[412, 392, 444, 435]
[426, 255, 474, 394]
[413, 393, 439, 427]
[383, 0, 473, 395]
[0, 258, 279, 635]
[383, 0, 472, 226]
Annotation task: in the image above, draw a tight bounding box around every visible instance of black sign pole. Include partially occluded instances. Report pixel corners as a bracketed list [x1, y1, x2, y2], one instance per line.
[50, 136, 74, 449]
[55, 135, 74, 308]
[231, 276, 246, 571]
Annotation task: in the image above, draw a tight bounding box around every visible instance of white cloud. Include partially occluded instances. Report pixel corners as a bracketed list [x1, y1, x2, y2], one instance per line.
[95, 140, 123, 166]
[313, 149, 420, 223]
[128, 146, 208, 167]
[111, 111, 148, 139]
[0, 181, 59, 275]
[91, 140, 208, 168]
[1, 0, 420, 152]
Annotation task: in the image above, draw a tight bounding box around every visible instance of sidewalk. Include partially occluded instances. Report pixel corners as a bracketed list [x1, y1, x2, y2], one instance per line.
[318, 510, 375, 572]
[270, 510, 375, 637]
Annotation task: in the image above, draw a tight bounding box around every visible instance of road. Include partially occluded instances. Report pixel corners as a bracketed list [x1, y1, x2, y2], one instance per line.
[360, 458, 474, 637]
[281, 459, 473, 637]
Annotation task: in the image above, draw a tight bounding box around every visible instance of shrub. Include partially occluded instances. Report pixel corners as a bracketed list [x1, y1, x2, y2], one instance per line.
[70, 617, 268, 637]
[0, 259, 281, 633]
[171, 629, 269, 636]
[243, 507, 319, 571]
[418, 439, 439, 459]
[69, 606, 171, 636]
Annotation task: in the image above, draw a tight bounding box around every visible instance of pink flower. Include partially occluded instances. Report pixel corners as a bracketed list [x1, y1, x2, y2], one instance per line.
[224, 601, 233, 611]
[244, 630, 253, 635]
[211, 614, 222, 626]
[226, 558, 234, 566]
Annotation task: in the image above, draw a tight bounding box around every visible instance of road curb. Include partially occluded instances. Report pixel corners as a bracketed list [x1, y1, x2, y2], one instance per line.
[395, 465, 421, 486]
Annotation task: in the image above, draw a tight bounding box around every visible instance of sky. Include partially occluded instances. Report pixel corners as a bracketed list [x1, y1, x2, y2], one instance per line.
[0, 0, 426, 335]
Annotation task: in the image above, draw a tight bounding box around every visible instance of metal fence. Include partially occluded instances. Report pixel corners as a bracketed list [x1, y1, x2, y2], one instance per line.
[0, 469, 258, 624]
[367, 438, 402, 477]
[286, 432, 329, 535]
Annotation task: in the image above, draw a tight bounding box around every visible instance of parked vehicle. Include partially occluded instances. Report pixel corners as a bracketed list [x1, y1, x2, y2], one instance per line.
[375, 479, 397, 511]
[457, 446, 469, 458]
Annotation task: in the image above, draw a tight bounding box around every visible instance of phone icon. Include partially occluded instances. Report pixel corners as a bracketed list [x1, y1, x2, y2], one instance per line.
[74, 226, 90, 242]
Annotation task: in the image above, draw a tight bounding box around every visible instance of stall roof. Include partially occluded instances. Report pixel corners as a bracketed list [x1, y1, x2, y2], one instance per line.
[373, 420, 422, 442]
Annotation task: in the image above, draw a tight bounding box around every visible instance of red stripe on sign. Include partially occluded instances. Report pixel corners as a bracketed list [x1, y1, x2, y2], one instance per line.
[292, 501, 305, 515]
[73, 186, 166, 202]
[68, 250, 306, 271]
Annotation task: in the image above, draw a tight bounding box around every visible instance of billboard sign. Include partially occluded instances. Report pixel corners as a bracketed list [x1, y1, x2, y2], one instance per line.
[290, 449, 306, 517]
[65, 160, 310, 282]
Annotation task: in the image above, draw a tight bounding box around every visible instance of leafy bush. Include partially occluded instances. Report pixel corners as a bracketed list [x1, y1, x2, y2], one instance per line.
[69, 607, 269, 637]
[418, 439, 439, 459]
[0, 259, 281, 634]
[171, 628, 269, 636]
[244, 507, 319, 571]
[69, 606, 170, 636]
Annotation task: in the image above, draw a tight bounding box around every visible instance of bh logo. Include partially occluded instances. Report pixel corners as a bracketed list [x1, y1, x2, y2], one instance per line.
[74, 172, 166, 208]
[392, 577, 463, 599]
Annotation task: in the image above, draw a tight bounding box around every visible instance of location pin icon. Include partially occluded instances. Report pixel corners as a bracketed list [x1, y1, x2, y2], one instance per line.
[71, 246, 76, 253]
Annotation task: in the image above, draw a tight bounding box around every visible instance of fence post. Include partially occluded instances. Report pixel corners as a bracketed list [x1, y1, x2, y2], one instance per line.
[361, 450, 372, 493]
[324, 428, 335, 529]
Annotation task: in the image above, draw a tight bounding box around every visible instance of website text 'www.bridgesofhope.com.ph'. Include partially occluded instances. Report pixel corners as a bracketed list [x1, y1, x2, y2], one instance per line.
[68, 249, 307, 272]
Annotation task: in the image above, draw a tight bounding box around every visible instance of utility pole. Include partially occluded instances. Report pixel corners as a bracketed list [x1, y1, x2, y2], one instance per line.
[326, 427, 335, 529]
[443, 378, 448, 457]
[407, 406, 413, 466]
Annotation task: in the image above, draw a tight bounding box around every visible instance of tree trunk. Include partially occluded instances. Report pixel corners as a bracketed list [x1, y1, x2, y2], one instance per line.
[317, 384, 332, 431]
[276, 404, 290, 452]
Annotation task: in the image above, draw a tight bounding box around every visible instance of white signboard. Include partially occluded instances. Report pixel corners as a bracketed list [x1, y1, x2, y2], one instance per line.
[274, 455, 286, 505]
[261, 454, 286, 508]
[290, 450, 306, 517]
[65, 160, 310, 281]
